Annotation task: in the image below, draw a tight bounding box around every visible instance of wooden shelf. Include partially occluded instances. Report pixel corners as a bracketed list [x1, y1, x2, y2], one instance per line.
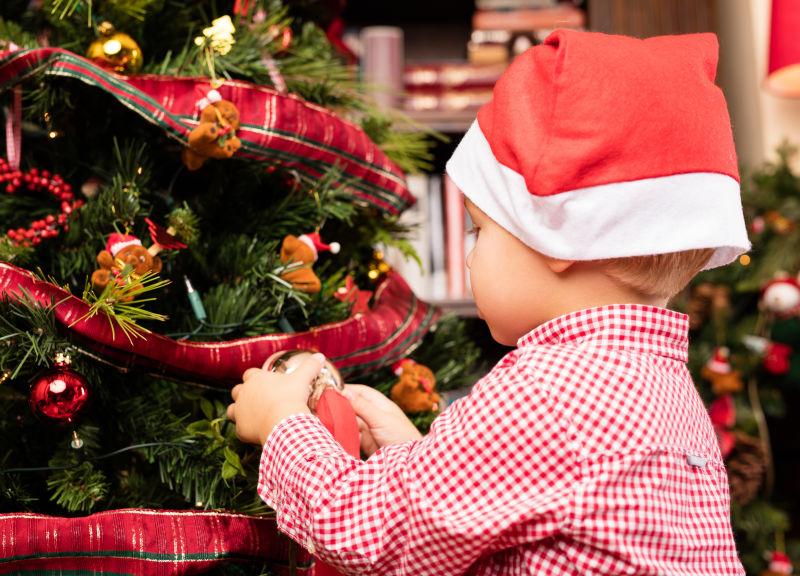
[427, 297, 479, 317]
[401, 108, 476, 133]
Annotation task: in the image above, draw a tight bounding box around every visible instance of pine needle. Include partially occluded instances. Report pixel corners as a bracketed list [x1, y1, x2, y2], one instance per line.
[77, 268, 169, 343]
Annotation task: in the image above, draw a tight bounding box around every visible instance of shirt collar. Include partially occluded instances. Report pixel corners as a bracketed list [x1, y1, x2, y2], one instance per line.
[517, 304, 689, 363]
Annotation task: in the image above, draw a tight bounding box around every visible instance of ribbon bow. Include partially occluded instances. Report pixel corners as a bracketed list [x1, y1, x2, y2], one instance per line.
[195, 15, 236, 56]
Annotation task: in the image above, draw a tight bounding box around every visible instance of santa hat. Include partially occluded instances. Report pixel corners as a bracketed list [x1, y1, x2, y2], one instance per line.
[706, 347, 732, 374]
[446, 30, 750, 269]
[298, 232, 340, 261]
[106, 233, 142, 257]
[767, 551, 793, 574]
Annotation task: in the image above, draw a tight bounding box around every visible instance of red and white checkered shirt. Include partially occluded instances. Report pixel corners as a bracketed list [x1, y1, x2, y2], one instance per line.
[258, 304, 745, 575]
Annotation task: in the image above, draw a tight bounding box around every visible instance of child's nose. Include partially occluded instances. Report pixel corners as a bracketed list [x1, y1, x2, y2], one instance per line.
[466, 248, 474, 270]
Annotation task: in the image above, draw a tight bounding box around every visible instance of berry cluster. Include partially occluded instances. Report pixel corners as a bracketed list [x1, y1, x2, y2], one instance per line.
[1, 158, 83, 247]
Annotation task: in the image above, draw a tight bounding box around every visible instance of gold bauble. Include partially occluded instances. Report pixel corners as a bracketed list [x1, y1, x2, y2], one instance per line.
[87, 22, 143, 75]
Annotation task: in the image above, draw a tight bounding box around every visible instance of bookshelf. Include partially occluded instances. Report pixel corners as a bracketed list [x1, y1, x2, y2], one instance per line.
[346, 1, 586, 320]
[428, 297, 481, 317]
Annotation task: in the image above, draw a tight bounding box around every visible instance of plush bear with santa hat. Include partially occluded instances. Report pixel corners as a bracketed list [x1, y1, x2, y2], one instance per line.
[279, 231, 339, 294]
[91, 232, 163, 297]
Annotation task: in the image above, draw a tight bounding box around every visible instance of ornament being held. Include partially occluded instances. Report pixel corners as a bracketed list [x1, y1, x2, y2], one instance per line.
[86, 22, 143, 75]
[263, 349, 343, 411]
[29, 353, 89, 424]
[701, 347, 744, 395]
[390, 359, 440, 413]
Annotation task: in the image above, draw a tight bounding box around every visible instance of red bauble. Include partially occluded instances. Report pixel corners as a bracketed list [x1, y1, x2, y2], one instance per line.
[763, 342, 792, 375]
[29, 366, 89, 423]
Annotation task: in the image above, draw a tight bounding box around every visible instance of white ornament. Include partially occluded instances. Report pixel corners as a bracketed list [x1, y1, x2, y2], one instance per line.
[762, 280, 800, 313]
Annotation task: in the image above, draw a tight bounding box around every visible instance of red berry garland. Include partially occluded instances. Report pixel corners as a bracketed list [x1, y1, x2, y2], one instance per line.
[1, 158, 83, 247]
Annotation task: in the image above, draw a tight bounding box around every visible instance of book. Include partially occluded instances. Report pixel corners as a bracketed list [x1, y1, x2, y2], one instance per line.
[476, 0, 558, 9]
[403, 86, 494, 112]
[428, 174, 447, 300]
[473, 5, 585, 31]
[445, 174, 466, 299]
[383, 174, 474, 305]
[404, 62, 506, 89]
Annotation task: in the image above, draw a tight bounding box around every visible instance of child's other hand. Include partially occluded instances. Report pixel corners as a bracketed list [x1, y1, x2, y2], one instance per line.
[342, 384, 422, 457]
[226, 353, 323, 446]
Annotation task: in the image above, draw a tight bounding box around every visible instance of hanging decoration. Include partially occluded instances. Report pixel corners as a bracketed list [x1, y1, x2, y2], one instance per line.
[390, 358, 440, 414]
[701, 347, 744, 395]
[2, 159, 82, 247]
[29, 353, 89, 425]
[182, 91, 242, 170]
[91, 232, 164, 296]
[760, 272, 800, 316]
[760, 550, 794, 576]
[709, 394, 736, 458]
[334, 275, 373, 316]
[86, 22, 143, 75]
[279, 232, 340, 294]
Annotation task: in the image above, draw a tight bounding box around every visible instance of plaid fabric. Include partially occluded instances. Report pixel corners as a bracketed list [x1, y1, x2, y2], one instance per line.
[0, 508, 312, 575]
[258, 304, 745, 575]
[0, 47, 413, 215]
[0, 263, 439, 383]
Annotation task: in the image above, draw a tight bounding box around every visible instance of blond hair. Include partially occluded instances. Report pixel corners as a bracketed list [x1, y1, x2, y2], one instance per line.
[597, 249, 715, 299]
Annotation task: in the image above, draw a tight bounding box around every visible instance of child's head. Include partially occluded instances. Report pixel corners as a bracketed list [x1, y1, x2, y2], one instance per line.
[450, 30, 750, 344]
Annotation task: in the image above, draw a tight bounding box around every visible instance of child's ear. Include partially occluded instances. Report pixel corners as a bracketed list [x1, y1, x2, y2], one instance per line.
[544, 257, 575, 274]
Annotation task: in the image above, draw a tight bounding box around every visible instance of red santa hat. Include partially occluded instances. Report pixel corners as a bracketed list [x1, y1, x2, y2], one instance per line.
[446, 30, 750, 269]
[706, 347, 732, 374]
[106, 233, 142, 257]
[298, 232, 340, 261]
[767, 550, 793, 574]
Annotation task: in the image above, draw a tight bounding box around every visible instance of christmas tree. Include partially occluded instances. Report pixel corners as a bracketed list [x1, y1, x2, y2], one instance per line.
[0, 1, 480, 572]
[677, 144, 800, 575]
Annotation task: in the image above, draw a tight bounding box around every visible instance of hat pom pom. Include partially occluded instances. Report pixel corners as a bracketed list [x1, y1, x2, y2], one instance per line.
[329, 241, 341, 254]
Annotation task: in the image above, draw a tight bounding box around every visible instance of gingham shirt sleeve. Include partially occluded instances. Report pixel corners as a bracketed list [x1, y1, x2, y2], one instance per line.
[258, 357, 577, 575]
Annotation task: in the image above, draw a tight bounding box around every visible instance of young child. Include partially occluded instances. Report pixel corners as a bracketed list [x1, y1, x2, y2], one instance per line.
[227, 29, 749, 574]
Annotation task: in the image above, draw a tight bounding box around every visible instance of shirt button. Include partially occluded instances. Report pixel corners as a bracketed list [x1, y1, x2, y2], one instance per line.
[687, 453, 707, 468]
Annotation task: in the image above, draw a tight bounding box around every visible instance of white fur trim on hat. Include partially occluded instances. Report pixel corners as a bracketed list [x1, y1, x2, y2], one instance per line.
[446, 121, 751, 270]
[297, 234, 318, 260]
[109, 238, 142, 257]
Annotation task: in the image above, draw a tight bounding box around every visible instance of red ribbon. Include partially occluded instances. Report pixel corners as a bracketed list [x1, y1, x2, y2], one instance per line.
[4, 85, 21, 170]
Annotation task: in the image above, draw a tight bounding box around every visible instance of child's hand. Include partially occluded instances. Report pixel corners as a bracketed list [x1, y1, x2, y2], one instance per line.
[226, 353, 324, 445]
[342, 384, 422, 457]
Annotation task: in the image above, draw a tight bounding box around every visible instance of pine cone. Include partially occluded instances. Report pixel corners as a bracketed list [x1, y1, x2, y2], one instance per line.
[727, 433, 766, 505]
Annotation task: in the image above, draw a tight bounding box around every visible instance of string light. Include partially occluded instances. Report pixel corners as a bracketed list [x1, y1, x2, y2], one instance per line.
[739, 255, 751, 266]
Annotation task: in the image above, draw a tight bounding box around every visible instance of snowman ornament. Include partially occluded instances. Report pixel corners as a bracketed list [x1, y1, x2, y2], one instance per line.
[760, 272, 800, 317]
